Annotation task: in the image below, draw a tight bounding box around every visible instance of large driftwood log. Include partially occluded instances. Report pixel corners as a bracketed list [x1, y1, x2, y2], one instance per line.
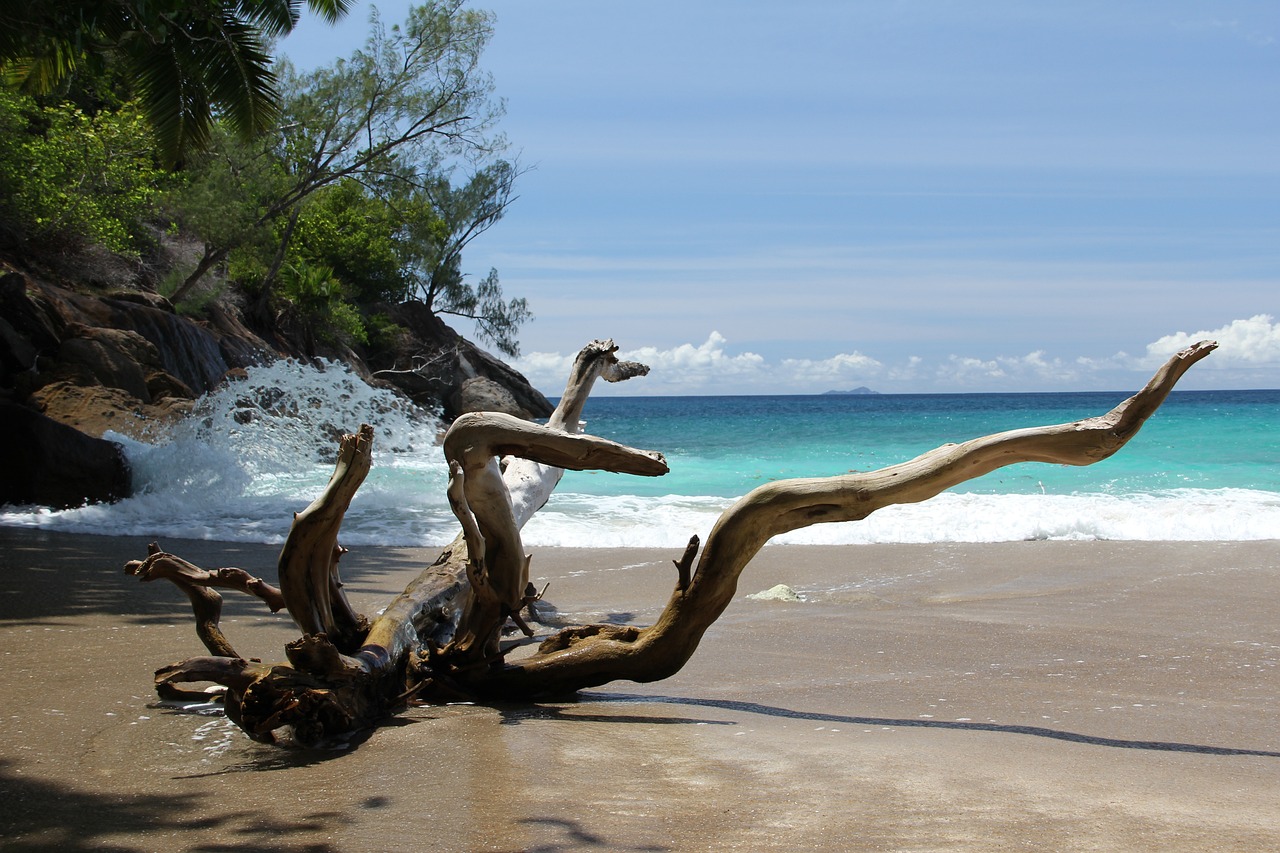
[471, 340, 1218, 698]
[139, 340, 660, 741]
[131, 339, 1216, 744]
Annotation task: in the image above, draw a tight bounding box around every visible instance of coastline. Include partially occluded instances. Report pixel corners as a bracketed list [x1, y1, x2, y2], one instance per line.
[1, 528, 1277, 850]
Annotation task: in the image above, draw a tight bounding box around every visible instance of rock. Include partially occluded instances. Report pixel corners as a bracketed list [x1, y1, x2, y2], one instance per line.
[0, 314, 38, 384]
[95, 295, 232, 393]
[1, 259, 551, 479]
[106, 289, 175, 313]
[0, 272, 63, 355]
[452, 376, 526, 418]
[26, 384, 154, 438]
[0, 268, 275, 451]
[56, 327, 155, 401]
[9, 273, 247, 396]
[0, 402, 131, 508]
[745, 584, 804, 602]
[203, 301, 275, 372]
[372, 300, 552, 421]
[145, 369, 195, 401]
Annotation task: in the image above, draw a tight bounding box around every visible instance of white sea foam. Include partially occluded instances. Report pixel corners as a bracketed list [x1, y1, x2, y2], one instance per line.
[519, 488, 1280, 548]
[3, 362, 1277, 547]
[0, 359, 450, 543]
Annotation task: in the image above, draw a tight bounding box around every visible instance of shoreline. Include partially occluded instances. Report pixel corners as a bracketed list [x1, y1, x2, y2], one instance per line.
[1, 528, 1278, 850]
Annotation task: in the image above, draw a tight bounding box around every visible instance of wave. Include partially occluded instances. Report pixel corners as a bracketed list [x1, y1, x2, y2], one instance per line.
[520, 488, 1280, 548]
[3, 361, 1276, 548]
[6, 471, 1277, 548]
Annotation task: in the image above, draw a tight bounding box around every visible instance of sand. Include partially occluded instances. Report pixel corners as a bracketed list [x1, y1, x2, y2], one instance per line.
[0, 527, 1277, 851]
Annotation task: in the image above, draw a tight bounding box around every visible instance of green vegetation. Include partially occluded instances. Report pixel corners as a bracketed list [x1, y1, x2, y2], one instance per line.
[0, 90, 167, 255]
[0, 1, 530, 357]
[1, 0, 351, 165]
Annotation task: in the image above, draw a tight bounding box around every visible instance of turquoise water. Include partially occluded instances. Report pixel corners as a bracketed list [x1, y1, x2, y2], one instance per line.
[2, 362, 1276, 546]
[559, 390, 1280, 497]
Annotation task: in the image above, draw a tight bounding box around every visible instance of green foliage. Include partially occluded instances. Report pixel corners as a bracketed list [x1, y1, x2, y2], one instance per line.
[399, 160, 525, 354]
[166, 1, 531, 355]
[0, 1, 532, 360]
[444, 267, 531, 358]
[277, 259, 367, 348]
[163, 124, 289, 260]
[1, 0, 352, 165]
[291, 180, 407, 305]
[364, 311, 408, 350]
[157, 264, 225, 316]
[0, 89, 165, 255]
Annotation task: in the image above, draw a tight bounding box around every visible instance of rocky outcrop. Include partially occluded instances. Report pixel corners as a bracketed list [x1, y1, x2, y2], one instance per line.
[0, 402, 131, 508]
[0, 259, 551, 509]
[0, 265, 277, 508]
[0, 270, 268, 441]
[369, 301, 553, 421]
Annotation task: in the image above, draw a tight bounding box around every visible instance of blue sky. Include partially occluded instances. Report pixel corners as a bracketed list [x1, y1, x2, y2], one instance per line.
[281, 1, 1279, 395]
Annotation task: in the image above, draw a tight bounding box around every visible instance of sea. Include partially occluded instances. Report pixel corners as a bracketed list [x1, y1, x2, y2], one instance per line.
[3, 360, 1278, 547]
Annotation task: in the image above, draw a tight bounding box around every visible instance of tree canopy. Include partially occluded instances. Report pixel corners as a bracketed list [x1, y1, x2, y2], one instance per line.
[0, 1, 533, 358]
[166, 1, 529, 354]
[0, 0, 351, 165]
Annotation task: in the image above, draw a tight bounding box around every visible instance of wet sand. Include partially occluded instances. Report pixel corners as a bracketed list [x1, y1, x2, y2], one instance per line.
[0, 528, 1277, 851]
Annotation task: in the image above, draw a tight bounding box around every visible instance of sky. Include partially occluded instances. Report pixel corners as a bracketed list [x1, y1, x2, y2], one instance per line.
[280, 1, 1279, 395]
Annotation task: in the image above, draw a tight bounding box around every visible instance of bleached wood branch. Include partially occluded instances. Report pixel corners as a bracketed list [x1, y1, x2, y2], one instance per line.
[474, 340, 1218, 697]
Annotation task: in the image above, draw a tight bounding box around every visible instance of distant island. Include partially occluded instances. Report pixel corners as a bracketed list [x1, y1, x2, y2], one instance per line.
[822, 386, 880, 395]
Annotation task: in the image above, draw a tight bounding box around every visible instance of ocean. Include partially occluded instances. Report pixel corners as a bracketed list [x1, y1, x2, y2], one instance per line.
[3, 360, 1278, 547]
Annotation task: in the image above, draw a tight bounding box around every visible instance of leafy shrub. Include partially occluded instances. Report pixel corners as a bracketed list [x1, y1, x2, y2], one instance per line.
[0, 90, 165, 256]
[277, 260, 368, 347]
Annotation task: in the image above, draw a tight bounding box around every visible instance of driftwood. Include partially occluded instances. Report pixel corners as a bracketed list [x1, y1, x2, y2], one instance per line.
[129, 338, 1217, 744]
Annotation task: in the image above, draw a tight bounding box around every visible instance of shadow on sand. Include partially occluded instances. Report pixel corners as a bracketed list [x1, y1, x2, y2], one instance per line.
[578, 691, 1280, 759]
[0, 758, 352, 852]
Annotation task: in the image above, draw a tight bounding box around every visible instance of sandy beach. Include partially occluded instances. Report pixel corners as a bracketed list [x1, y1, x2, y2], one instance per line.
[0, 527, 1277, 851]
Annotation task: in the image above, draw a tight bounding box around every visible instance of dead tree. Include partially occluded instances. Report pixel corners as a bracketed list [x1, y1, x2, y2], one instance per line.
[128, 338, 1217, 745]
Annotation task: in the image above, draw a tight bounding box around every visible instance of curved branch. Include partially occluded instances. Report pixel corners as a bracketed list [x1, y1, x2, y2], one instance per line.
[474, 340, 1217, 697]
[276, 424, 374, 652]
[356, 339, 663, 675]
[134, 339, 662, 743]
[125, 542, 286, 657]
[441, 410, 667, 656]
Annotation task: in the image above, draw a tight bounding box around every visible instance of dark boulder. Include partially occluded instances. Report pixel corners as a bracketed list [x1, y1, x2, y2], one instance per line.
[452, 376, 527, 417]
[372, 301, 552, 421]
[56, 326, 155, 401]
[0, 269, 270, 447]
[0, 402, 131, 508]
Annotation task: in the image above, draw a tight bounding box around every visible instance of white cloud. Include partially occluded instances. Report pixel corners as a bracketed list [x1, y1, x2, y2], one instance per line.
[513, 332, 767, 395]
[509, 350, 577, 393]
[779, 352, 884, 387]
[887, 356, 925, 382]
[1143, 315, 1280, 366]
[936, 350, 1086, 387]
[939, 355, 1005, 384]
[516, 333, 883, 395]
[618, 331, 765, 377]
[512, 322, 1278, 398]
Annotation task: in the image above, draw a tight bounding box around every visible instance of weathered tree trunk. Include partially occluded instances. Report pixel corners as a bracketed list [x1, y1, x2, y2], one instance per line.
[131, 339, 1217, 744]
[470, 340, 1218, 698]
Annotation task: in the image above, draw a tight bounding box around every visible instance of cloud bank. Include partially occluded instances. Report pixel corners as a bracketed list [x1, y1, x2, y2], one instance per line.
[512, 318, 1278, 396]
[1142, 315, 1280, 367]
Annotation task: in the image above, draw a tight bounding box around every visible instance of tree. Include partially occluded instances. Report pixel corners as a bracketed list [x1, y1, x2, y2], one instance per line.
[289, 178, 407, 306]
[127, 338, 1218, 746]
[0, 0, 351, 165]
[397, 161, 529, 355]
[275, 259, 368, 353]
[0, 89, 166, 254]
[165, 1, 528, 353]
